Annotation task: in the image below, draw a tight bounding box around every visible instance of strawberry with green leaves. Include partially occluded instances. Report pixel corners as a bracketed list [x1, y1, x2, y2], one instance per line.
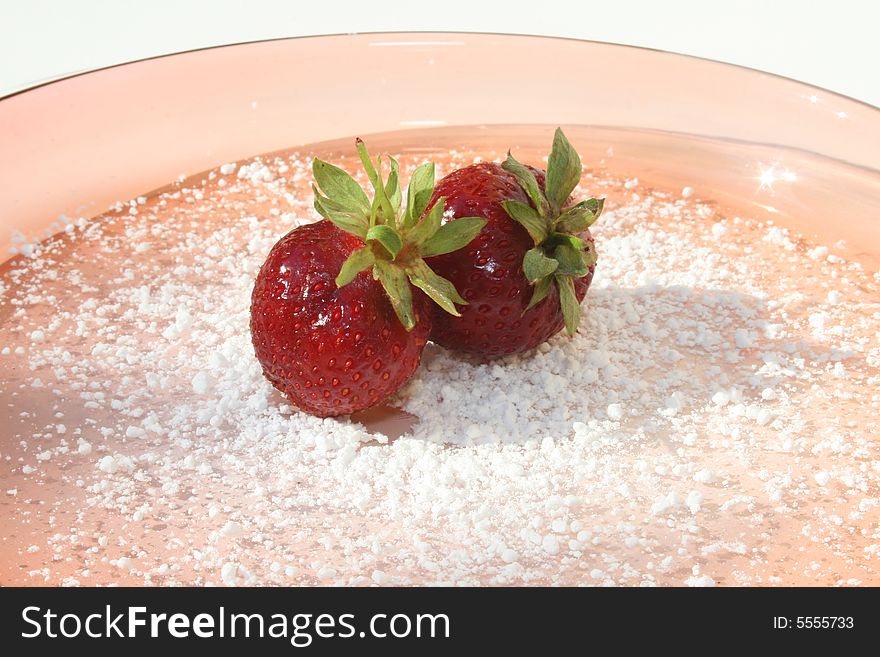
[424, 128, 602, 358]
[250, 140, 485, 417]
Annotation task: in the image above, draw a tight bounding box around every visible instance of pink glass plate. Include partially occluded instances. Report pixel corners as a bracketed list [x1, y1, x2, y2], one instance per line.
[1, 34, 879, 587]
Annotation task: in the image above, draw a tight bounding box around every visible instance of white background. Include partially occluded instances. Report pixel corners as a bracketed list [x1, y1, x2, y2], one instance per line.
[2, 0, 879, 108]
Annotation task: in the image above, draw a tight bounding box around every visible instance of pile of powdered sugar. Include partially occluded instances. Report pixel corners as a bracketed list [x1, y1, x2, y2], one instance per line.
[1, 147, 878, 587]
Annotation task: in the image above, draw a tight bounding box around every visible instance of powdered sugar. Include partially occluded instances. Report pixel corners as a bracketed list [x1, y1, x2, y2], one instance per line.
[1, 137, 878, 587]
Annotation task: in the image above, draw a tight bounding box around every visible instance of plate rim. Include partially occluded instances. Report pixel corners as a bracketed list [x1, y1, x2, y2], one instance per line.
[3, 30, 878, 114]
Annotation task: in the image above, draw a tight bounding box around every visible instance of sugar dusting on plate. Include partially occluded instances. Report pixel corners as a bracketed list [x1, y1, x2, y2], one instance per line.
[0, 144, 878, 587]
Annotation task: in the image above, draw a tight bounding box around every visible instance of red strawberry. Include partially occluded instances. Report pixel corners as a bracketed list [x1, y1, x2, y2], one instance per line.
[424, 129, 602, 358]
[250, 140, 485, 417]
[250, 221, 433, 417]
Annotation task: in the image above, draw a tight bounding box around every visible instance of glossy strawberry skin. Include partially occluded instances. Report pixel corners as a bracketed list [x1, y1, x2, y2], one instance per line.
[425, 162, 594, 358]
[250, 220, 432, 417]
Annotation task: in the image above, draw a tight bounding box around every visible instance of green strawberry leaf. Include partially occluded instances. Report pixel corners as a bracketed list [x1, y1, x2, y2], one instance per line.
[502, 200, 547, 245]
[374, 260, 415, 331]
[404, 161, 435, 229]
[312, 158, 371, 217]
[335, 246, 375, 288]
[356, 139, 397, 228]
[385, 156, 402, 214]
[419, 216, 486, 258]
[366, 224, 402, 259]
[555, 199, 600, 233]
[375, 157, 398, 227]
[502, 152, 547, 217]
[406, 259, 466, 316]
[545, 128, 582, 213]
[407, 198, 444, 245]
[584, 197, 604, 217]
[553, 243, 589, 277]
[523, 247, 559, 282]
[543, 232, 584, 251]
[582, 239, 598, 268]
[313, 186, 369, 239]
[355, 138, 380, 188]
[312, 139, 497, 330]
[525, 275, 553, 311]
[556, 273, 581, 335]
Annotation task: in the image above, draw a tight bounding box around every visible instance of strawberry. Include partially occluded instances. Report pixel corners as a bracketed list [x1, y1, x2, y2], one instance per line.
[424, 129, 603, 357]
[250, 140, 486, 417]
